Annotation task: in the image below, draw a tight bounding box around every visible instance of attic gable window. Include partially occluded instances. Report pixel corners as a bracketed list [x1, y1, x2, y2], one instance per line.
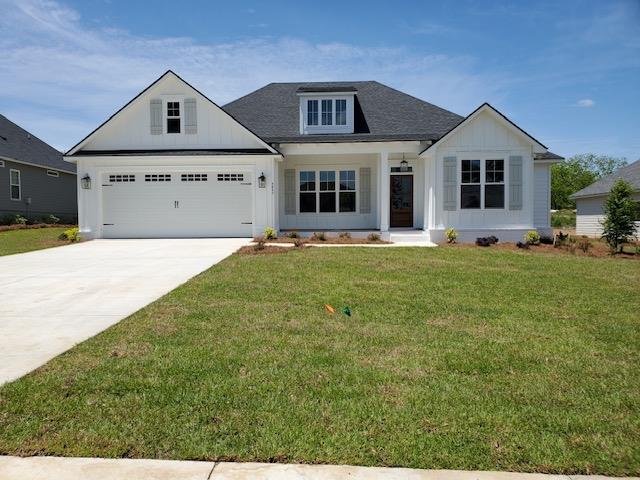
[167, 101, 181, 134]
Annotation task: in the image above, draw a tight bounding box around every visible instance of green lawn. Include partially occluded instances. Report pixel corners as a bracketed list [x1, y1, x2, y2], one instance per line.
[0, 247, 638, 475]
[0, 227, 71, 256]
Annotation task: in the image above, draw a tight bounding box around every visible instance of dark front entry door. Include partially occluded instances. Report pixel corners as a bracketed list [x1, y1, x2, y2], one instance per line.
[390, 175, 413, 227]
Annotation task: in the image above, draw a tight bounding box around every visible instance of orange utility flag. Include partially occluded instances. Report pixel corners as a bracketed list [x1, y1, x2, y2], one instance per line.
[325, 304, 336, 314]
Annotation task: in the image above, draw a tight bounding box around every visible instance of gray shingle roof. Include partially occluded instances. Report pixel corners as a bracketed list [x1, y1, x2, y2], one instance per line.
[534, 151, 564, 161]
[222, 81, 464, 143]
[571, 159, 640, 199]
[0, 114, 75, 173]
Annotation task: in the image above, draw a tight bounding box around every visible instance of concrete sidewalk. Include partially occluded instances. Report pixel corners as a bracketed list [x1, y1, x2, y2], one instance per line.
[0, 456, 634, 480]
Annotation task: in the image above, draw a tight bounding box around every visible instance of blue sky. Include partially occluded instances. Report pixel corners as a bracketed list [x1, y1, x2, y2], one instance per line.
[1, 0, 639, 159]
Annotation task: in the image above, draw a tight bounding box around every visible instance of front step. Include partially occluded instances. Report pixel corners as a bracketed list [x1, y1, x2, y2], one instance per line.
[389, 230, 436, 246]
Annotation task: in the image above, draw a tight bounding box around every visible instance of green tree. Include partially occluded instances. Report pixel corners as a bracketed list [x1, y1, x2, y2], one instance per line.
[601, 180, 637, 253]
[551, 154, 628, 209]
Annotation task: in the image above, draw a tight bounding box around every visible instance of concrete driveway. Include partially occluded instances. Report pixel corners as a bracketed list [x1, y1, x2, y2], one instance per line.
[0, 238, 249, 385]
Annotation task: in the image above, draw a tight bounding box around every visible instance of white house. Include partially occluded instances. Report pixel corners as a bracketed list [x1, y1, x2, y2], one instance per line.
[571, 159, 640, 237]
[64, 70, 563, 243]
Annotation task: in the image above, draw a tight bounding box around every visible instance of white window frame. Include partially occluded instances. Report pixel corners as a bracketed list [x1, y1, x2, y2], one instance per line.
[0, 160, 5, 167]
[165, 98, 182, 134]
[484, 159, 505, 209]
[307, 99, 319, 126]
[10, 168, 21, 201]
[297, 168, 358, 214]
[47, 169, 59, 177]
[299, 94, 355, 134]
[459, 155, 508, 210]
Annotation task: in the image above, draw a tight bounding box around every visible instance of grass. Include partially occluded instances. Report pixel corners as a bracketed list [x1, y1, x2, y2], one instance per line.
[0, 227, 71, 256]
[551, 209, 576, 228]
[0, 247, 639, 475]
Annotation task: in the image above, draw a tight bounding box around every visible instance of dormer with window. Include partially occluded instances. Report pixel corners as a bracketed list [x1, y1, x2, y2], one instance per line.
[298, 86, 356, 135]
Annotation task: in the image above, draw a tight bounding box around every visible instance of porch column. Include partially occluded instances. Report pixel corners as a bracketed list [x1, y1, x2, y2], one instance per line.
[379, 152, 390, 232]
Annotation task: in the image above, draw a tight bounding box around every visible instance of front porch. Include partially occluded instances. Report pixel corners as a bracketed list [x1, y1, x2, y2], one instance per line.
[275, 147, 432, 239]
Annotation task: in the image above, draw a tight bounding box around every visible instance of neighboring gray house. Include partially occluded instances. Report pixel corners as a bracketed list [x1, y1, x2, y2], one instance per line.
[571, 159, 640, 236]
[0, 114, 77, 222]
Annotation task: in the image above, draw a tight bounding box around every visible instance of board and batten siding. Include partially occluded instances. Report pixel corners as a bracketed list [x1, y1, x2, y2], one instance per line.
[277, 154, 379, 230]
[81, 74, 266, 151]
[575, 193, 640, 237]
[430, 110, 537, 237]
[533, 163, 551, 228]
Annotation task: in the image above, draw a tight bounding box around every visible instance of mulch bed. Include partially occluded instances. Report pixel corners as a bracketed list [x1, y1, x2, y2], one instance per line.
[444, 240, 639, 260]
[0, 224, 76, 232]
[238, 245, 302, 255]
[257, 236, 390, 245]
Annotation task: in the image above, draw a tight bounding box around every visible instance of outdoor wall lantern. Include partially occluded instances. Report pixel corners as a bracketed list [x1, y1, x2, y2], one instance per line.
[81, 174, 92, 190]
[258, 172, 266, 188]
[400, 159, 409, 172]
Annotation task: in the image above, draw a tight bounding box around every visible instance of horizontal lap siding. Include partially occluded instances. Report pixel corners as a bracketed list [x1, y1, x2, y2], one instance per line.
[0, 159, 76, 219]
[576, 193, 640, 237]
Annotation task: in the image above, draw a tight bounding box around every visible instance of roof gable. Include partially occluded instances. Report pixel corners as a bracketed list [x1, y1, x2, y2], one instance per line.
[0, 114, 75, 173]
[222, 81, 463, 143]
[420, 103, 547, 155]
[67, 71, 278, 156]
[571, 159, 640, 199]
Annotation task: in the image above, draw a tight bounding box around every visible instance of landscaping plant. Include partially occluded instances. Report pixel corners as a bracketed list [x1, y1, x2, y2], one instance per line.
[312, 232, 327, 241]
[445, 227, 458, 243]
[367, 233, 381, 242]
[263, 227, 277, 240]
[58, 227, 81, 242]
[524, 230, 541, 245]
[600, 179, 637, 253]
[338, 232, 351, 239]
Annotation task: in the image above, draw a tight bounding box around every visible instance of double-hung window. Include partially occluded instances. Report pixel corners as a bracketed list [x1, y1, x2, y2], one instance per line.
[299, 169, 356, 213]
[10, 169, 21, 201]
[307, 100, 319, 126]
[299, 171, 316, 212]
[460, 160, 481, 209]
[321, 100, 333, 125]
[167, 101, 180, 133]
[484, 159, 505, 208]
[319, 171, 336, 212]
[339, 170, 356, 212]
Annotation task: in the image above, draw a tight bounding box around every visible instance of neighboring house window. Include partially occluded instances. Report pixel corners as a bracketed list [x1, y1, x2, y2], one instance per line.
[167, 101, 181, 133]
[307, 100, 318, 126]
[319, 171, 336, 212]
[321, 99, 333, 125]
[339, 170, 356, 212]
[47, 170, 59, 177]
[0, 160, 5, 167]
[460, 160, 481, 209]
[484, 159, 504, 208]
[335, 99, 347, 126]
[299, 171, 316, 212]
[10, 169, 21, 200]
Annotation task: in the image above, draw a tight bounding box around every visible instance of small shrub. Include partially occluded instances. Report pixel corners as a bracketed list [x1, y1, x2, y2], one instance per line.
[263, 227, 277, 240]
[288, 231, 300, 239]
[312, 232, 327, 241]
[12, 214, 27, 225]
[475, 237, 492, 247]
[554, 231, 570, 247]
[445, 227, 458, 244]
[635, 244, 640, 256]
[367, 233, 381, 242]
[45, 214, 60, 225]
[578, 237, 591, 253]
[58, 227, 81, 242]
[293, 238, 304, 248]
[540, 236, 554, 245]
[487, 235, 499, 244]
[253, 237, 266, 251]
[524, 230, 540, 245]
[516, 241, 530, 249]
[338, 231, 351, 239]
[601, 179, 637, 253]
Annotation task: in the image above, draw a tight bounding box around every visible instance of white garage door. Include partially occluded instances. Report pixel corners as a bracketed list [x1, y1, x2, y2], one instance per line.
[101, 171, 253, 238]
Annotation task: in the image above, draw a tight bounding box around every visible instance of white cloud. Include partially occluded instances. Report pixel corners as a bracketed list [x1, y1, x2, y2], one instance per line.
[576, 99, 595, 108]
[0, 0, 506, 150]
